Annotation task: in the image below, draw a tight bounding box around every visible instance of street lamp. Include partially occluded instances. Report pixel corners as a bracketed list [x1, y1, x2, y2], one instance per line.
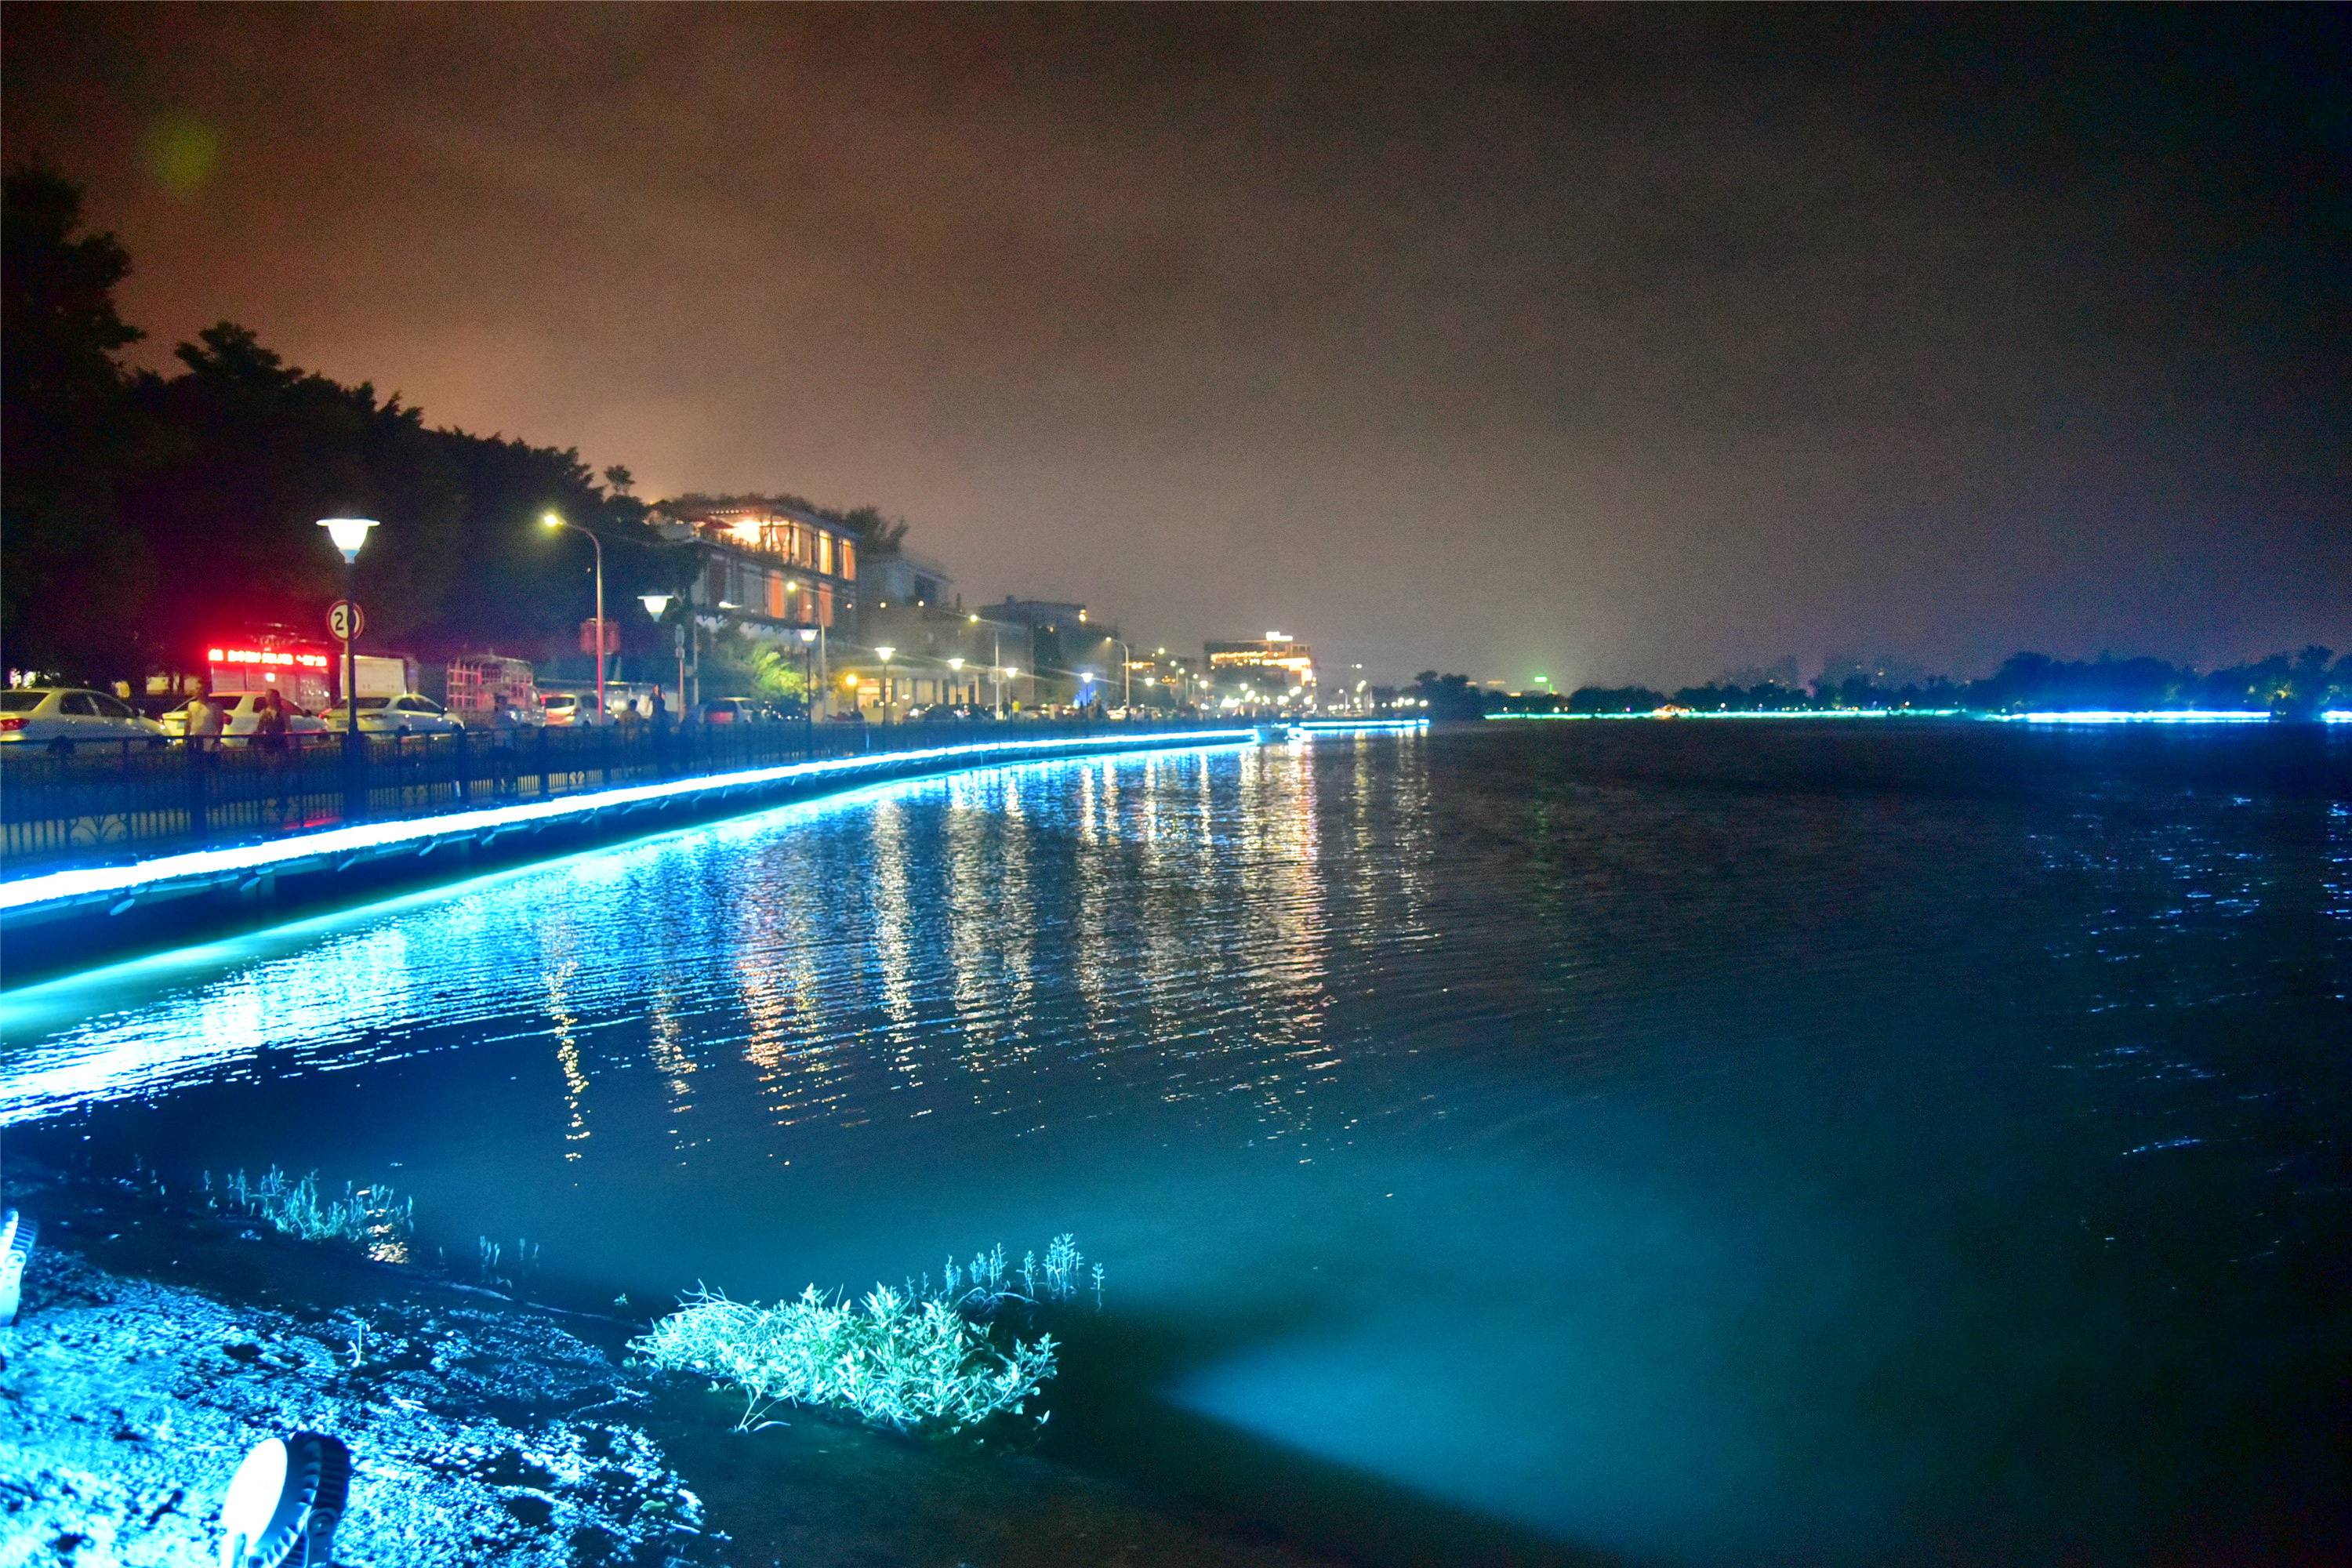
[797, 627, 818, 746]
[946, 655, 965, 709]
[315, 517, 376, 739]
[1105, 637, 1132, 709]
[875, 645, 895, 724]
[542, 510, 605, 722]
[640, 592, 687, 711]
[967, 612, 1011, 718]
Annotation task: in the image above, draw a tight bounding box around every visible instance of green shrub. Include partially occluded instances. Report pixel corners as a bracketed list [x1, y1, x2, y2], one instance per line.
[633, 1235, 1099, 1434]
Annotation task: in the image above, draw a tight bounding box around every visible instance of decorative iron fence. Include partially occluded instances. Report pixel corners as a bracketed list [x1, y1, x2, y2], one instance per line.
[0, 717, 1214, 873]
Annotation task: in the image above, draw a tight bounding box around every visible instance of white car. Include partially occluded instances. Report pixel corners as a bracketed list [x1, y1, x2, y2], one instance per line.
[159, 691, 330, 744]
[318, 694, 465, 735]
[540, 692, 595, 727]
[0, 688, 169, 753]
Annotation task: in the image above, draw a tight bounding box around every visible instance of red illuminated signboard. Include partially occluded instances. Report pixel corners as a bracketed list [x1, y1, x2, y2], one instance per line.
[208, 648, 331, 670]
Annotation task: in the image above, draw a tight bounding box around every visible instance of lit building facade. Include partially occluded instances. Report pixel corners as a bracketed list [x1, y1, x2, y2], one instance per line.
[654, 500, 858, 641]
[1205, 633, 1317, 699]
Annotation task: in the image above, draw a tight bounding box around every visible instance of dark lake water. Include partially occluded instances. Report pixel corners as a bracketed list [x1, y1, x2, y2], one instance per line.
[5, 722, 2349, 1564]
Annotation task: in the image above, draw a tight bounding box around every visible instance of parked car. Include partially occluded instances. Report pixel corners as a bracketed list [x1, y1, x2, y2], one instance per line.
[0, 688, 169, 753]
[698, 697, 788, 725]
[159, 691, 330, 744]
[317, 694, 464, 735]
[540, 692, 597, 727]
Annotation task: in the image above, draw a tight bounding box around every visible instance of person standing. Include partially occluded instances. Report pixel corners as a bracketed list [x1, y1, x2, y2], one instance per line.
[255, 688, 290, 752]
[254, 688, 295, 822]
[183, 684, 223, 750]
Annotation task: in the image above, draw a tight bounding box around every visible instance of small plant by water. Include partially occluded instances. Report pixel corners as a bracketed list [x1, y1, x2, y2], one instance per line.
[206, 1166, 414, 1253]
[631, 1233, 1098, 1435]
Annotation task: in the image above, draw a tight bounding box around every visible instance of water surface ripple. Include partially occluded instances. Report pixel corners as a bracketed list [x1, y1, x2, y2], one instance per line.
[5, 726, 2349, 1565]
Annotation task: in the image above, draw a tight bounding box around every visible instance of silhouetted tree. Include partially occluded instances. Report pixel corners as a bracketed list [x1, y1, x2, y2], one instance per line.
[1409, 671, 1488, 720]
[1566, 684, 1665, 714]
[1, 167, 160, 683]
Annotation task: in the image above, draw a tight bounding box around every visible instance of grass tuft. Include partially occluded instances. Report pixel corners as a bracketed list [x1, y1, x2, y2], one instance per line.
[632, 1235, 1099, 1433]
[206, 1166, 415, 1254]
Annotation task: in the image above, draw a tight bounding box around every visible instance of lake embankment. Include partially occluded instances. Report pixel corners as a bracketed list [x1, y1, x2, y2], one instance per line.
[0, 1160, 1336, 1567]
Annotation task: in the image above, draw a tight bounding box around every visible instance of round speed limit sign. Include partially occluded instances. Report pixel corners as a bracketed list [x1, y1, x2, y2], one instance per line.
[328, 600, 365, 642]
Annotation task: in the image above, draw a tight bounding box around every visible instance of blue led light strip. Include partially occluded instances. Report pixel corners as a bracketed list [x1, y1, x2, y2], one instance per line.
[2000, 710, 2274, 724]
[0, 728, 1256, 916]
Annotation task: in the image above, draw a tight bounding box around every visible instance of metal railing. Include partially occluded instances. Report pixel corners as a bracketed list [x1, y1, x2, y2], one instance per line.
[0, 717, 1223, 874]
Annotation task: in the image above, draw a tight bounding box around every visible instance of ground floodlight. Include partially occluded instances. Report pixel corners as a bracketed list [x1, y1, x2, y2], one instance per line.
[0, 1208, 34, 1326]
[219, 1432, 351, 1568]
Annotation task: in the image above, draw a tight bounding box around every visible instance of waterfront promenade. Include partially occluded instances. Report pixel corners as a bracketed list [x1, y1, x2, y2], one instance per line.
[0, 720, 1251, 975]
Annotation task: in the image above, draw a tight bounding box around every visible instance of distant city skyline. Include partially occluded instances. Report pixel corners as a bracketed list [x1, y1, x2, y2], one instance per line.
[5, 6, 2345, 685]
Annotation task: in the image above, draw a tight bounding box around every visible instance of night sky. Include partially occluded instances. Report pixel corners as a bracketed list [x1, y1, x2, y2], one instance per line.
[6, 5, 2346, 684]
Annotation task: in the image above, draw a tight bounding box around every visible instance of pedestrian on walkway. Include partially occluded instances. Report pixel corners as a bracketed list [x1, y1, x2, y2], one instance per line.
[254, 688, 296, 821]
[183, 683, 223, 750]
[255, 689, 290, 752]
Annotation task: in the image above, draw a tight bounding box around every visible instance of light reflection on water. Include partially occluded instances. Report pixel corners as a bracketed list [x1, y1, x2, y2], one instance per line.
[4, 727, 2349, 1565]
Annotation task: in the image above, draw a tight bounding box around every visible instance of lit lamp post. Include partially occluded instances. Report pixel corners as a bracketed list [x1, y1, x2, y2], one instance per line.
[639, 592, 683, 709]
[875, 645, 895, 724]
[797, 627, 818, 747]
[969, 612, 1009, 718]
[946, 655, 965, 710]
[1105, 637, 1132, 709]
[315, 517, 377, 739]
[541, 510, 605, 722]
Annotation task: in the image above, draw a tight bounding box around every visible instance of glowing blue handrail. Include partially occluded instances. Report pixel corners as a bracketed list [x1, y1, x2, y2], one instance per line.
[0, 728, 1255, 916]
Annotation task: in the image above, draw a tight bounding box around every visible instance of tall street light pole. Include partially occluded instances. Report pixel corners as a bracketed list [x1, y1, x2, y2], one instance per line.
[875, 645, 896, 724]
[317, 517, 378, 739]
[639, 593, 682, 707]
[968, 611, 1014, 719]
[798, 627, 818, 749]
[542, 511, 604, 721]
[1108, 637, 1132, 708]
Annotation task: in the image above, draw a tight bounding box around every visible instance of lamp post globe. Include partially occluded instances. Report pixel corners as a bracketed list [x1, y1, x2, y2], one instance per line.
[315, 518, 378, 739]
[318, 517, 376, 563]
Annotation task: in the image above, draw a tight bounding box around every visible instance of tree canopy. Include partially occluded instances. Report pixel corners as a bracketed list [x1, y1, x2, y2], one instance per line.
[1, 169, 920, 689]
